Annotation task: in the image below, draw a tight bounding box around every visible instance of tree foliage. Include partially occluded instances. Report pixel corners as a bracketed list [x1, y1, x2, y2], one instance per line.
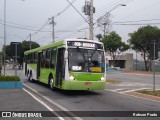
[2, 40, 40, 64]
[128, 25, 160, 71]
[101, 31, 130, 66]
[4, 45, 11, 60]
[21, 40, 40, 53]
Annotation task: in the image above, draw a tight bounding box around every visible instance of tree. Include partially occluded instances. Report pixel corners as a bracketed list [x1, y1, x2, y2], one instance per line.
[3, 45, 11, 60]
[2, 40, 40, 64]
[102, 31, 130, 66]
[20, 40, 40, 64]
[128, 25, 160, 71]
[21, 40, 40, 53]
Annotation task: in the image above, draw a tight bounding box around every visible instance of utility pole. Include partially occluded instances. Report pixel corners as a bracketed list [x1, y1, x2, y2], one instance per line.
[82, 0, 95, 40]
[150, 40, 158, 91]
[89, 0, 93, 40]
[49, 17, 55, 43]
[29, 33, 31, 50]
[151, 40, 156, 92]
[52, 17, 55, 42]
[3, 0, 7, 76]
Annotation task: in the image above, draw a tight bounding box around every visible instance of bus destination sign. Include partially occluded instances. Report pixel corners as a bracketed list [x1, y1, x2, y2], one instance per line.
[67, 41, 103, 49]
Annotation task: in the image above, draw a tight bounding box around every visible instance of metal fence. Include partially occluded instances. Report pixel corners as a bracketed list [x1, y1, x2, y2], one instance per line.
[133, 60, 160, 72]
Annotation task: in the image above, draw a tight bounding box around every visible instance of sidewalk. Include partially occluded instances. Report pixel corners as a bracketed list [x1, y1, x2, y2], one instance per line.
[0, 89, 47, 111]
[0, 66, 51, 115]
[0, 89, 53, 120]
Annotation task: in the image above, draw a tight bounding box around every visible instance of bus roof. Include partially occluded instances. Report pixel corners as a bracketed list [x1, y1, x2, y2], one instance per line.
[24, 39, 103, 55]
[24, 40, 64, 55]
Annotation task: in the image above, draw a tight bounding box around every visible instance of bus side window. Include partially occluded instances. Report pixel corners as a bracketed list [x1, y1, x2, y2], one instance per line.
[40, 51, 45, 68]
[45, 49, 49, 68]
[50, 48, 57, 69]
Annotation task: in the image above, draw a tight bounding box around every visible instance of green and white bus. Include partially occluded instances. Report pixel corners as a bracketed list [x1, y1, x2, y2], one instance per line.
[24, 39, 106, 90]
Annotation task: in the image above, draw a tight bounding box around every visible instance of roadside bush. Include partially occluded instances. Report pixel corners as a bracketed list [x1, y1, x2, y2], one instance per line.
[0, 76, 20, 81]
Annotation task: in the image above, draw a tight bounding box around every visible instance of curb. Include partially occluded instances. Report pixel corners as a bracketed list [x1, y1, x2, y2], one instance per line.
[0, 81, 23, 89]
[127, 92, 160, 101]
[123, 73, 160, 77]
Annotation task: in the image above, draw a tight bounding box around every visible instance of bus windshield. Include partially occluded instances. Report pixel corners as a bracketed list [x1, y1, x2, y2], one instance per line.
[68, 48, 105, 73]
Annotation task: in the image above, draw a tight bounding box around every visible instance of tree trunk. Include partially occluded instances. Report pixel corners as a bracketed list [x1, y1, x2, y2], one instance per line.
[112, 52, 116, 67]
[143, 52, 149, 71]
[143, 52, 150, 71]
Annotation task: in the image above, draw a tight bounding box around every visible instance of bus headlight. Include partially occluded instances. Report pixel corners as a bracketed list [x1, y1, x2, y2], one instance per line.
[69, 75, 75, 80]
[100, 76, 105, 81]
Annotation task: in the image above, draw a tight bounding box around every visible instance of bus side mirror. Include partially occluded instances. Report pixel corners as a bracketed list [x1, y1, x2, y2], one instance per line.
[64, 51, 68, 59]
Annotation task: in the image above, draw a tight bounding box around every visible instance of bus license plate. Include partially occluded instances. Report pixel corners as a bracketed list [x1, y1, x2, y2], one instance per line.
[84, 82, 92, 86]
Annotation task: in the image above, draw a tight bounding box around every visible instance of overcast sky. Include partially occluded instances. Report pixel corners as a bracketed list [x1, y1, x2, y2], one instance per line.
[0, 0, 160, 59]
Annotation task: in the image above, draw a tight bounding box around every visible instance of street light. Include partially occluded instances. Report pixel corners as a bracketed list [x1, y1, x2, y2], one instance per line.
[3, 0, 24, 75]
[107, 4, 126, 15]
[3, 0, 7, 76]
[97, 4, 126, 36]
[97, 4, 126, 22]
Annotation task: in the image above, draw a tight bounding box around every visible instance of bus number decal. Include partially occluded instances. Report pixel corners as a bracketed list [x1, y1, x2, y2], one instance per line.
[72, 66, 82, 71]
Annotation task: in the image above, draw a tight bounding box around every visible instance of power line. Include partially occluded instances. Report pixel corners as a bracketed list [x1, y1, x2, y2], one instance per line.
[0, 22, 51, 32]
[38, 0, 131, 40]
[0, 19, 50, 30]
[54, 0, 77, 18]
[113, 23, 160, 25]
[113, 19, 160, 23]
[59, 0, 126, 31]
[95, 0, 130, 18]
[31, 20, 50, 36]
[117, 0, 160, 22]
[28, 1, 78, 39]
[65, 0, 89, 24]
[0, 22, 82, 33]
[58, 0, 134, 39]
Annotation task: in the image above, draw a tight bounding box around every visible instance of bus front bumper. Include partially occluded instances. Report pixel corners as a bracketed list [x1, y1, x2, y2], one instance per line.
[62, 80, 106, 90]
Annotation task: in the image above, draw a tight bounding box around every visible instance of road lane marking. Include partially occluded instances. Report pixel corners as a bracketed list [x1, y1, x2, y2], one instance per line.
[106, 87, 160, 94]
[111, 82, 160, 88]
[119, 88, 150, 93]
[23, 88, 64, 120]
[23, 84, 83, 120]
[23, 84, 69, 111]
[105, 88, 160, 103]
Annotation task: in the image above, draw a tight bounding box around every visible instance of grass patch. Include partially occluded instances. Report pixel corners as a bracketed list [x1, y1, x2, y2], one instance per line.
[0, 76, 20, 82]
[106, 80, 120, 84]
[137, 90, 160, 97]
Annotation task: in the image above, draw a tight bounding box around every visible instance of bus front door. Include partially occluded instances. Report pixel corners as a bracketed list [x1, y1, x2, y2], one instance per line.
[56, 48, 64, 87]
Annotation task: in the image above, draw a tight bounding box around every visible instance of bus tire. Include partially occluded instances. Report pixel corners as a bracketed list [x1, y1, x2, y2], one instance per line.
[29, 71, 33, 83]
[49, 76, 55, 90]
[27, 70, 29, 77]
[27, 70, 30, 81]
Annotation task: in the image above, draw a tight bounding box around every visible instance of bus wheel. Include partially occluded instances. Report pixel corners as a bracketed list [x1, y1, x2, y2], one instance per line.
[28, 71, 33, 83]
[29, 75, 33, 83]
[28, 72, 30, 82]
[49, 77, 55, 90]
[28, 75, 31, 82]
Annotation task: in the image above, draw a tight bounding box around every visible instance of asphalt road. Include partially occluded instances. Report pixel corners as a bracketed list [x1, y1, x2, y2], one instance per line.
[107, 72, 160, 85]
[4, 68, 160, 120]
[106, 72, 160, 93]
